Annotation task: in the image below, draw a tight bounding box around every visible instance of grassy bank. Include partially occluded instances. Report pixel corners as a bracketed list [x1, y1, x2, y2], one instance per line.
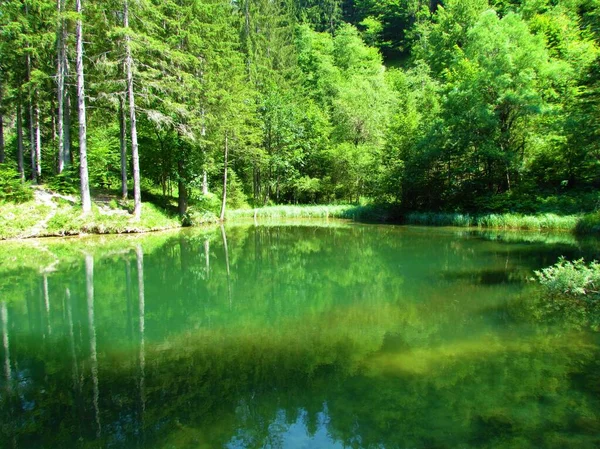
[0, 194, 184, 240]
[4, 193, 600, 240]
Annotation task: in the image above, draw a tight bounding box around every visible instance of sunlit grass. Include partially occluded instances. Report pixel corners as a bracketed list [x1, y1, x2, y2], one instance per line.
[405, 212, 582, 231]
[1, 199, 182, 240]
[225, 204, 394, 222]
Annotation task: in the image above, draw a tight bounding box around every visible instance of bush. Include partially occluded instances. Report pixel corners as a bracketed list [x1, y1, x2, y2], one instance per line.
[47, 168, 79, 195]
[533, 257, 600, 330]
[0, 166, 33, 203]
[534, 258, 600, 302]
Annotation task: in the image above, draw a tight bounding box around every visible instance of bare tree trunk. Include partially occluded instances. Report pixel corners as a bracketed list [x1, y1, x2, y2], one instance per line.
[177, 159, 188, 217]
[124, 0, 142, 219]
[64, 85, 72, 164]
[29, 99, 36, 182]
[201, 109, 208, 195]
[119, 97, 128, 199]
[17, 101, 25, 180]
[35, 102, 41, 180]
[76, 0, 92, 214]
[0, 76, 4, 164]
[57, 0, 67, 173]
[220, 132, 228, 222]
[202, 170, 208, 195]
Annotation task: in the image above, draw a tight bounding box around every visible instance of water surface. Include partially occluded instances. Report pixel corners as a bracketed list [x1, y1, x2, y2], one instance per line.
[1, 223, 599, 449]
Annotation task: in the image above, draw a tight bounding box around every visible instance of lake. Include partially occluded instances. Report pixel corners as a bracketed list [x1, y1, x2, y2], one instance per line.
[1, 223, 599, 449]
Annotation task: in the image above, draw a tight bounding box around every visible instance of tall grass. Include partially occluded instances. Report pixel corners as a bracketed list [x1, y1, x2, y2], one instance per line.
[225, 204, 394, 222]
[405, 212, 581, 231]
[228, 206, 598, 234]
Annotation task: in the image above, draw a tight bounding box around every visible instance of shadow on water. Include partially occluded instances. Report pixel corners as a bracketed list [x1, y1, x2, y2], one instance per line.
[0, 224, 600, 448]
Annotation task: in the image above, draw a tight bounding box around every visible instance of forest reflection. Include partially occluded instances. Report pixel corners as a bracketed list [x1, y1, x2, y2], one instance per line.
[0, 224, 599, 449]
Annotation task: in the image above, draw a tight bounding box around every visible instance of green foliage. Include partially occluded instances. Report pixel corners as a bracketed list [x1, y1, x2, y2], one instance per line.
[533, 257, 600, 329]
[0, 165, 33, 203]
[1, 0, 600, 230]
[535, 257, 600, 300]
[46, 168, 79, 195]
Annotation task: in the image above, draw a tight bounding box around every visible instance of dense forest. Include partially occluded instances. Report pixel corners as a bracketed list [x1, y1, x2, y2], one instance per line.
[0, 0, 599, 219]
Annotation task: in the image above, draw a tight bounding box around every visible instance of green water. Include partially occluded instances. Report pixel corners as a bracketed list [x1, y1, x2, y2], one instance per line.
[1, 223, 599, 449]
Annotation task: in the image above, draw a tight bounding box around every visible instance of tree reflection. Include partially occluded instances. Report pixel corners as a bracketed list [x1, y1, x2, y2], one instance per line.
[0, 225, 599, 448]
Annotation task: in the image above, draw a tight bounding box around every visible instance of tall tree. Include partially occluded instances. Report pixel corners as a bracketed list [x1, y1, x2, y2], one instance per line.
[76, 0, 92, 213]
[56, 0, 69, 173]
[124, 0, 141, 218]
[0, 74, 4, 164]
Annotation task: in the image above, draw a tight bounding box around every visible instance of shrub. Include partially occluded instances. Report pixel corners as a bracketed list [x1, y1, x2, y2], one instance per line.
[533, 257, 600, 330]
[47, 168, 79, 196]
[534, 258, 600, 302]
[0, 166, 33, 203]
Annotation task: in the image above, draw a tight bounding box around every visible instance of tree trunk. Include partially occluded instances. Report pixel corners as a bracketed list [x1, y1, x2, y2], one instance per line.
[76, 0, 92, 214]
[64, 85, 72, 165]
[119, 97, 128, 199]
[17, 101, 25, 181]
[201, 109, 208, 195]
[29, 99, 36, 182]
[177, 159, 188, 217]
[202, 170, 208, 195]
[57, 0, 67, 173]
[34, 102, 41, 180]
[0, 76, 4, 164]
[220, 132, 228, 222]
[125, 0, 142, 219]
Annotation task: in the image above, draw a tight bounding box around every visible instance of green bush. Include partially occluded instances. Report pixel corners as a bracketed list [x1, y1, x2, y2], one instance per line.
[0, 166, 33, 203]
[535, 258, 600, 301]
[47, 168, 79, 195]
[533, 257, 600, 330]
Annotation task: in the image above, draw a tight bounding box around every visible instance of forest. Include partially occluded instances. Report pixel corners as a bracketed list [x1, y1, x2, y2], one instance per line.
[0, 0, 599, 222]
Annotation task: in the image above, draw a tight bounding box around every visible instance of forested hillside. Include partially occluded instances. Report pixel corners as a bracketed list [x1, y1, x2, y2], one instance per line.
[1, 0, 599, 217]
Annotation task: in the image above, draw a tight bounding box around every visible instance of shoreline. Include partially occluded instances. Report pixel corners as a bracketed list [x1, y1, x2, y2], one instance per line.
[2, 202, 600, 242]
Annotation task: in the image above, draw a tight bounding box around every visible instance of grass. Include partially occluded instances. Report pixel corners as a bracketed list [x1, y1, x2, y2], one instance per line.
[225, 204, 396, 222]
[0, 202, 53, 239]
[0, 197, 183, 240]
[4, 185, 600, 240]
[404, 212, 582, 232]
